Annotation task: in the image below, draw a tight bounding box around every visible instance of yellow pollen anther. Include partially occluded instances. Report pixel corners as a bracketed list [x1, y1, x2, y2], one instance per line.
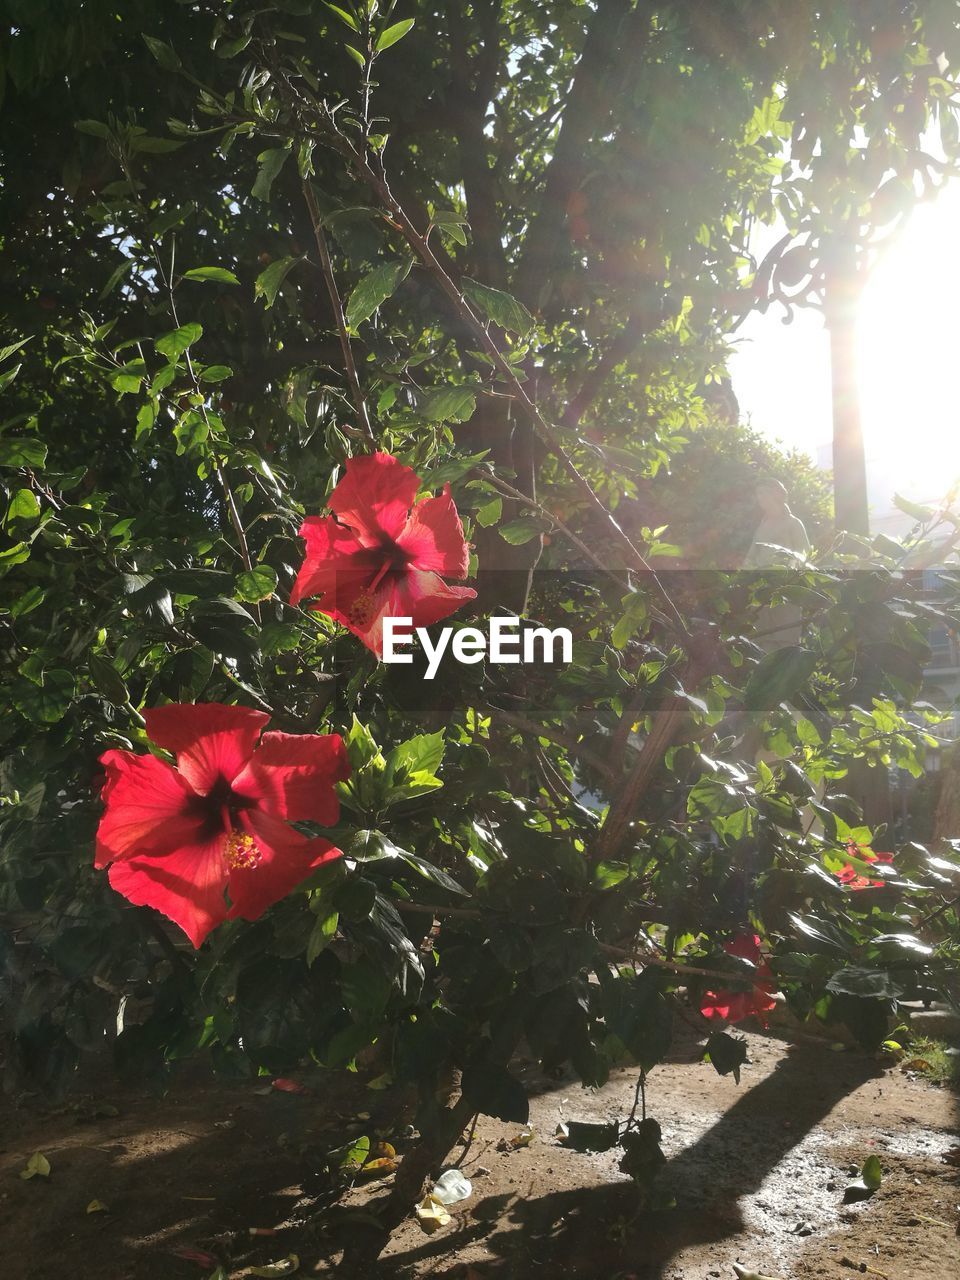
[224, 831, 261, 870]
[348, 590, 378, 628]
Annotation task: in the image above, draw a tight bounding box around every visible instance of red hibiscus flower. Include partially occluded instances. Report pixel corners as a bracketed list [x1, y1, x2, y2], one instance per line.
[835, 841, 895, 890]
[700, 932, 778, 1025]
[289, 452, 477, 656]
[95, 703, 349, 947]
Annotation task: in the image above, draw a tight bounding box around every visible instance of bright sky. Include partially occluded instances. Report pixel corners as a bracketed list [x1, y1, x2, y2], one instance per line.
[729, 176, 960, 520]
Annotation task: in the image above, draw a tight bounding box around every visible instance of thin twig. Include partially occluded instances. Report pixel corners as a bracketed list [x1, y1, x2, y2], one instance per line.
[599, 941, 741, 983]
[454, 1112, 480, 1168]
[485, 471, 628, 589]
[395, 901, 482, 920]
[488, 704, 614, 778]
[302, 178, 375, 444]
[626, 1068, 646, 1129]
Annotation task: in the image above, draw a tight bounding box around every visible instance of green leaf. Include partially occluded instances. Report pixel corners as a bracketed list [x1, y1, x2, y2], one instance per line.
[389, 730, 445, 778]
[252, 147, 291, 202]
[826, 966, 902, 1000]
[155, 322, 203, 360]
[324, 2, 360, 30]
[0, 438, 47, 468]
[0, 363, 22, 391]
[254, 256, 301, 308]
[345, 258, 413, 329]
[893, 492, 934, 523]
[703, 1031, 749, 1084]
[307, 911, 339, 965]
[463, 278, 535, 336]
[98, 259, 134, 301]
[348, 831, 467, 896]
[130, 135, 185, 153]
[384, 730, 445, 801]
[183, 266, 240, 285]
[5, 488, 40, 524]
[0, 543, 29, 573]
[343, 44, 366, 68]
[74, 119, 112, 139]
[0, 337, 31, 364]
[500, 517, 543, 545]
[136, 402, 156, 438]
[87, 655, 128, 705]
[845, 1153, 883, 1201]
[419, 386, 477, 423]
[142, 35, 181, 72]
[420, 450, 489, 490]
[111, 371, 142, 394]
[215, 34, 253, 59]
[13, 670, 76, 724]
[236, 564, 279, 603]
[476, 497, 502, 527]
[744, 645, 817, 711]
[11, 585, 46, 618]
[374, 18, 415, 52]
[861, 1154, 883, 1191]
[199, 364, 234, 383]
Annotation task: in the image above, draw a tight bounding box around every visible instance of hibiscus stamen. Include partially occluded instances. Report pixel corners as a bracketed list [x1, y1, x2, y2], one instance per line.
[347, 589, 378, 628]
[224, 831, 262, 870]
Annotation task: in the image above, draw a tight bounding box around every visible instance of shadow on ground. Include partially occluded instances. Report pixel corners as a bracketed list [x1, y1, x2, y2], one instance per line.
[378, 1037, 883, 1278]
[3, 1029, 955, 1279]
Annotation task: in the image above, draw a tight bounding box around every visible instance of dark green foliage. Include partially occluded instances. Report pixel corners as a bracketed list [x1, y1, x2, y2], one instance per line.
[1, 9, 959, 1238]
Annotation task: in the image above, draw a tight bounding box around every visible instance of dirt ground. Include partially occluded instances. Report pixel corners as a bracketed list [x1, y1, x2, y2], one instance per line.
[1, 1026, 957, 1280]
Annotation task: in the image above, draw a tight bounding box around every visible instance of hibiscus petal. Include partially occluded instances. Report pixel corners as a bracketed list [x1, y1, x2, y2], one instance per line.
[397, 486, 471, 576]
[107, 837, 229, 948]
[339, 569, 475, 657]
[289, 515, 373, 608]
[328, 452, 421, 544]
[145, 703, 269, 794]
[723, 933, 762, 964]
[392, 568, 477, 631]
[232, 731, 349, 824]
[96, 750, 206, 867]
[225, 810, 343, 922]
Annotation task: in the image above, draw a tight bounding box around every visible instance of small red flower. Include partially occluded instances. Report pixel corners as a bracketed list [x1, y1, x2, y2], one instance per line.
[835, 841, 895, 890]
[95, 703, 349, 947]
[290, 452, 477, 656]
[700, 932, 778, 1025]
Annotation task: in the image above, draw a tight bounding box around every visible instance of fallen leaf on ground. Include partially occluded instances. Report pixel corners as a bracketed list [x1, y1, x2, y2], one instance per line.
[844, 1153, 883, 1202]
[271, 1078, 311, 1095]
[20, 1152, 51, 1180]
[359, 1157, 397, 1177]
[86, 1199, 109, 1214]
[415, 1193, 452, 1233]
[732, 1266, 783, 1280]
